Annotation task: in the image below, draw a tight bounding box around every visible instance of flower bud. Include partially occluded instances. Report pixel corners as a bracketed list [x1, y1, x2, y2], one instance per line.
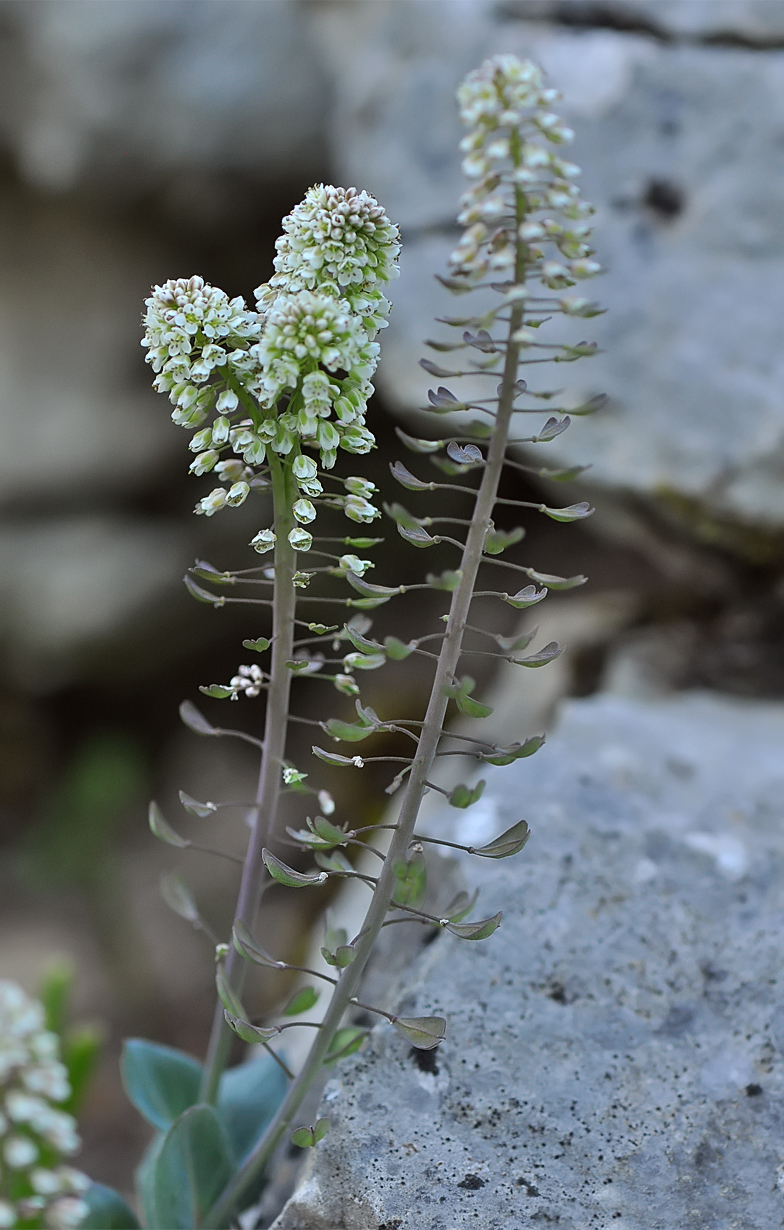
[334, 674, 360, 696]
[212, 416, 230, 444]
[293, 454, 318, 481]
[338, 554, 373, 575]
[344, 496, 380, 524]
[344, 476, 376, 497]
[189, 450, 219, 475]
[216, 388, 239, 412]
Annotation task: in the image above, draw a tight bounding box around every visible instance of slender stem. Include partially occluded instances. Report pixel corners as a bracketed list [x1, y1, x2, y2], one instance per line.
[203, 256, 527, 1230]
[198, 454, 298, 1105]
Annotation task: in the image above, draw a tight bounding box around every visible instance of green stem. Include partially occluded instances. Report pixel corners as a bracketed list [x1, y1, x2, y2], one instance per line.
[203, 315, 527, 1229]
[198, 453, 298, 1105]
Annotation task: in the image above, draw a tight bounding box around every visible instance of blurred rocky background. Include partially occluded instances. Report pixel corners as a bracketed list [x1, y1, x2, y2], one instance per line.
[2, 0, 784, 1206]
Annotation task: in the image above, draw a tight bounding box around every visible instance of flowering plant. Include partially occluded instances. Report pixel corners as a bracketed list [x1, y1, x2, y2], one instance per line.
[56, 54, 602, 1229]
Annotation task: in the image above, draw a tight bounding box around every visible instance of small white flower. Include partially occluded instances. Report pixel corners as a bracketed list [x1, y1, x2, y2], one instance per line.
[46, 1196, 90, 1229]
[343, 496, 380, 524]
[293, 454, 318, 481]
[196, 487, 228, 516]
[293, 499, 317, 524]
[289, 527, 313, 551]
[226, 481, 250, 507]
[0, 1200, 15, 1229]
[317, 790, 335, 815]
[250, 529, 276, 554]
[5, 1134, 38, 1167]
[282, 767, 307, 786]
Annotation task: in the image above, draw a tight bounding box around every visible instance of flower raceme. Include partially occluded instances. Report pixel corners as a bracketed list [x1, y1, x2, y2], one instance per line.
[450, 55, 601, 289]
[141, 186, 399, 544]
[0, 982, 90, 1230]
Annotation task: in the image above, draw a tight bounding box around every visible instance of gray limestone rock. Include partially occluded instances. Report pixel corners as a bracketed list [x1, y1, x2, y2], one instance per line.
[273, 690, 784, 1229]
[313, 2, 784, 530]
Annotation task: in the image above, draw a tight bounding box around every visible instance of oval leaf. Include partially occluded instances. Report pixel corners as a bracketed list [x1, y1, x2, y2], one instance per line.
[150, 1104, 233, 1230]
[80, 1185, 141, 1229]
[393, 1016, 447, 1050]
[121, 1039, 202, 1133]
[149, 802, 190, 849]
[262, 849, 328, 888]
[473, 820, 531, 859]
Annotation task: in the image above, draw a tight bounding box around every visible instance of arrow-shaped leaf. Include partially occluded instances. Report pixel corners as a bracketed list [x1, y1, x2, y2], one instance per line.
[392, 1016, 447, 1050]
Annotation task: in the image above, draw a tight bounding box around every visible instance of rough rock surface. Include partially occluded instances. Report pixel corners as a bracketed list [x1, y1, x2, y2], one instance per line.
[313, 1, 784, 529]
[273, 690, 784, 1229]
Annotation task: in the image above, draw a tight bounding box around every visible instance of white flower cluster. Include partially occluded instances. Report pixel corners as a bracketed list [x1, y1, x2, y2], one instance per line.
[0, 983, 90, 1230]
[143, 187, 398, 547]
[256, 184, 400, 334]
[450, 55, 600, 287]
[141, 276, 262, 429]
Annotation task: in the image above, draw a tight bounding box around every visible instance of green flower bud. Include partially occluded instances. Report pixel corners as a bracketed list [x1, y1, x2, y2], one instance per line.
[293, 454, 318, 481]
[344, 495, 381, 523]
[189, 450, 219, 475]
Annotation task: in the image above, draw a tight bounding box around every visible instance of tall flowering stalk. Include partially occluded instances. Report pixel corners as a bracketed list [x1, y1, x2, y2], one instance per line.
[109, 54, 602, 1230]
[0, 983, 89, 1230]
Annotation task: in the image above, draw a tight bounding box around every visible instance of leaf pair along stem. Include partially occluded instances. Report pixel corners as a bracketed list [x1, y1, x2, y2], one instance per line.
[202, 175, 531, 1228]
[198, 453, 298, 1105]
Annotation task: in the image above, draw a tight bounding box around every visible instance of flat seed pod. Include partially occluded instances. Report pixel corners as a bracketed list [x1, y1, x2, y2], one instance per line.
[514, 641, 563, 668]
[232, 921, 285, 969]
[448, 780, 486, 809]
[199, 684, 235, 699]
[390, 461, 433, 491]
[311, 746, 357, 766]
[524, 569, 586, 591]
[484, 526, 524, 555]
[483, 735, 545, 766]
[472, 820, 531, 859]
[179, 701, 218, 737]
[179, 791, 218, 818]
[283, 987, 320, 1017]
[503, 585, 548, 609]
[224, 1012, 280, 1044]
[184, 574, 225, 606]
[149, 802, 190, 848]
[262, 849, 328, 888]
[392, 1016, 447, 1050]
[395, 427, 443, 454]
[160, 873, 199, 924]
[242, 637, 271, 652]
[542, 502, 594, 522]
[445, 912, 503, 940]
[324, 1027, 367, 1065]
[398, 523, 438, 548]
[533, 415, 570, 442]
[323, 718, 375, 743]
[215, 969, 245, 1020]
[447, 441, 483, 465]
